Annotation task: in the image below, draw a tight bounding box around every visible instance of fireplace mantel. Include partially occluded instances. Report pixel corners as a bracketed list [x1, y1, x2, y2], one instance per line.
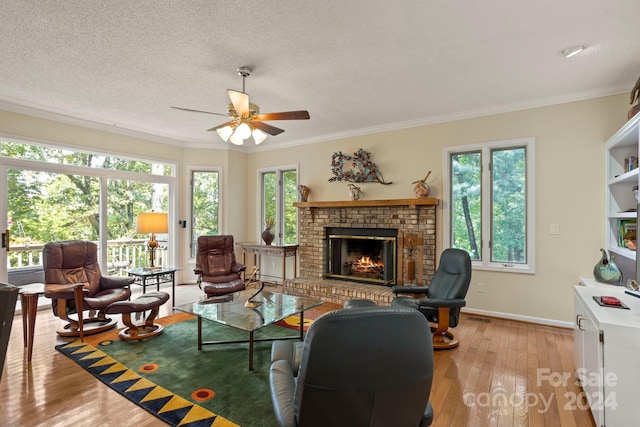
[294, 198, 438, 208]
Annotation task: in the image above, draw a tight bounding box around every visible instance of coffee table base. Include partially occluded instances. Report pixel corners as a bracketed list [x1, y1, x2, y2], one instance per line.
[196, 311, 306, 371]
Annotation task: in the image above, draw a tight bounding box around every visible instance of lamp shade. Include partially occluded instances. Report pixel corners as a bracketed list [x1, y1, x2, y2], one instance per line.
[136, 212, 168, 234]
[235, 122, 252, 139]
[229, 132, 244, 145]
[216, 125, 233, 142]
[252, 128, 268, 144]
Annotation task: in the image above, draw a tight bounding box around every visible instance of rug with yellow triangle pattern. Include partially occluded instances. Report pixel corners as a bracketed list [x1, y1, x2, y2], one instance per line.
[55, 313, 317, 427]
[56, 339, 238, 427]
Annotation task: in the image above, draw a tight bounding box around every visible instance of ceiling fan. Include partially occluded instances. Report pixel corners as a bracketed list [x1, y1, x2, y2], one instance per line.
[171, 67, 310, 145]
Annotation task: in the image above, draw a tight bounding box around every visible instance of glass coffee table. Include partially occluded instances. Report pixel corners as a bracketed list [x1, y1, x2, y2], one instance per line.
[175, 289, 323, 370]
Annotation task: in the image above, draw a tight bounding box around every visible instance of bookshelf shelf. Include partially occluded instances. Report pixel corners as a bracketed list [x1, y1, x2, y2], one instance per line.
[605, 114, 640, 265]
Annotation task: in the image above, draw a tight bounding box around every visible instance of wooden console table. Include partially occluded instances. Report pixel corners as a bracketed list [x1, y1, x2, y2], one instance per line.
[237, 243, 299, 285]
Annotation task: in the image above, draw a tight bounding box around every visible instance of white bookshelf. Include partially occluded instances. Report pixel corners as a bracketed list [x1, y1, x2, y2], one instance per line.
[605, 114, 640, 267]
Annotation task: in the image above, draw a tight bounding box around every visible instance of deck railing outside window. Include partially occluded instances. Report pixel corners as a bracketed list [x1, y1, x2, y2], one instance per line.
[6, 239, 167, 284]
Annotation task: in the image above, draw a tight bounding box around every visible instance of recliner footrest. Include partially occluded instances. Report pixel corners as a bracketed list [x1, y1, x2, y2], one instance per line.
[105, 291, 169, 341]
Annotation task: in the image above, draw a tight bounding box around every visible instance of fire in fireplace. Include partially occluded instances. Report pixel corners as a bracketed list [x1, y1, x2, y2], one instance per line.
[324, 227, 398, 285]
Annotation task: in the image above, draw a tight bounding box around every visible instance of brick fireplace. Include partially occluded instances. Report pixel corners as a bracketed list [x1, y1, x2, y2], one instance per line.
[285, 198, 438, 305]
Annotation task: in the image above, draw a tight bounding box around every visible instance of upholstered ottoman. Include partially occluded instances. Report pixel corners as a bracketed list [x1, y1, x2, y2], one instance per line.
[105, 291, 169, 341]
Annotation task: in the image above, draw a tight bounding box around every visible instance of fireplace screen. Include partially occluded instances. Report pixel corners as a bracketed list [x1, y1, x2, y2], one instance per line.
[325, 227, 397, 285]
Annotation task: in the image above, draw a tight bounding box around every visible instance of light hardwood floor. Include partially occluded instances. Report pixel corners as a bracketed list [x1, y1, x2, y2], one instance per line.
[0, 284, 595, 427]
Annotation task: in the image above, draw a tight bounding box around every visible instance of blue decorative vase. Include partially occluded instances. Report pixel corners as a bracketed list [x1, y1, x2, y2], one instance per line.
[593, 248, 623, 285]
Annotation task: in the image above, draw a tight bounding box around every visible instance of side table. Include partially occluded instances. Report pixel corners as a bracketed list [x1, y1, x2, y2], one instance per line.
[19, 283, 85, 362]
[237, 243, 298, 285]
[126, 266, 183, 305]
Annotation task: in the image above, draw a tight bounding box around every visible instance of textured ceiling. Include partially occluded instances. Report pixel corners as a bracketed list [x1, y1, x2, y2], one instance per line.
[1, 1, 639, 151]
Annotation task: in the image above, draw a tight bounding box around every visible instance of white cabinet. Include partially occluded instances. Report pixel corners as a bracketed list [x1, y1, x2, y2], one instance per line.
[574, 289, 604, 426]
[574, 279, 640, 426]
[605, 114, 640, 264]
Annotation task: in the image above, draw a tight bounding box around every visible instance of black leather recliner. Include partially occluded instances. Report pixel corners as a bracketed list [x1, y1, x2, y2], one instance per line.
[269, 306, 434, 427]
[0, 283, 18, 381]
[392, 248, 472, 349]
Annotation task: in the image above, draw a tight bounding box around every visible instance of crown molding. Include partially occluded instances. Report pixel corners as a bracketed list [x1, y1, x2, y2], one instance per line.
[0, 83, 630, 153]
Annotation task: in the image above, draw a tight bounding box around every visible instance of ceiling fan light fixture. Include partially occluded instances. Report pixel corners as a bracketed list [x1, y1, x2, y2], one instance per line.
[174, 66, 309, 146]
[252, 128, 268, 145]
[217, 125, 233, 142]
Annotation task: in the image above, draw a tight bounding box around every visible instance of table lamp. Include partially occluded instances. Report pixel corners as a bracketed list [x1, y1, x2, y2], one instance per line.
[136, 211, 168, 268]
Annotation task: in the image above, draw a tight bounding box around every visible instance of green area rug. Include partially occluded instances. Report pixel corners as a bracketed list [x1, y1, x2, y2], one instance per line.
[56, 317, 304, 427]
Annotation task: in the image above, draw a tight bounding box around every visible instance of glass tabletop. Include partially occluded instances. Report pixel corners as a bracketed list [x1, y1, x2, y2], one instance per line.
[175, 289, 323, 333]
[126, 266, 183, 276]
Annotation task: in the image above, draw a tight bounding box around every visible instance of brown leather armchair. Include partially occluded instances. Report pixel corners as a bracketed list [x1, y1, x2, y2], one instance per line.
[44, 240, 133, 336]
[194, 235, 247, 297]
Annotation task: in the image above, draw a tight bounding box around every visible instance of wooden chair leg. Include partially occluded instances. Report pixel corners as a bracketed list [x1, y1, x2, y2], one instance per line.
[121, 312, 140, 337]
[53, 299, 82, 335]
[54, 298, 116, 337]
[119, 309, 164, 341]
[431, 307, 459, 350]
[143, 307, 160, 328]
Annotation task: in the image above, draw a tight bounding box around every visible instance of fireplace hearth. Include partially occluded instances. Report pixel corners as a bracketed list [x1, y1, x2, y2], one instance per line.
[325, 227, 397, 285]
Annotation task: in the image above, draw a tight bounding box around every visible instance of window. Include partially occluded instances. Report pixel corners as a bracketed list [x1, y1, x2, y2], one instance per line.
[444, 138, 535, 273]
[190, 169, 220, 258]
[1, 139, 173, 175]
[1, 138, 176, 276]
[261, 166, 298, 244]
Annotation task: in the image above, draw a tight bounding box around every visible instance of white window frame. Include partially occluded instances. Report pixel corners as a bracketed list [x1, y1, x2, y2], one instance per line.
[258, 164, 298, 245]
[187, 166, 222, 260]
[443, 137, 535, 274]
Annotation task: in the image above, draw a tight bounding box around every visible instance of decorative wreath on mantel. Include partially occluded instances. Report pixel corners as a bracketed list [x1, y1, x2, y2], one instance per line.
[329, 148, 392, 185]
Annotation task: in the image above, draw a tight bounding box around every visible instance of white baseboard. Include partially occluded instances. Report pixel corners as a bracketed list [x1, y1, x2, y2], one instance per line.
[461, 307, 573, 329]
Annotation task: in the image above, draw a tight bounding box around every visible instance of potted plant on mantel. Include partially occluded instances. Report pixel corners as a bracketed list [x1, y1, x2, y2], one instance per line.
[262, 218, 276, 245]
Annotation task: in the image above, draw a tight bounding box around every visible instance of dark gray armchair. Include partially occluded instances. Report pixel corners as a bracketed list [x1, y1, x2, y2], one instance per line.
[0, 283, 18, 381]
[269, 306, 434, 427]
[392, 248, 472, 349]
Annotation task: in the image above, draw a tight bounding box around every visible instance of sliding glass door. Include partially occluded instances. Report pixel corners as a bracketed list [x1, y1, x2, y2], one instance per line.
[0, 139, 175, 284]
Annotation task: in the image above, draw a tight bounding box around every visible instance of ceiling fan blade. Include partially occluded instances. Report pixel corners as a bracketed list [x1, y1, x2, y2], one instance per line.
[206, 121, 236, 132]
[251, 121, 285, 136]
[253, 111, 310, 121]
[171, 106, 227, 116]
[228, 90, 249, 116]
